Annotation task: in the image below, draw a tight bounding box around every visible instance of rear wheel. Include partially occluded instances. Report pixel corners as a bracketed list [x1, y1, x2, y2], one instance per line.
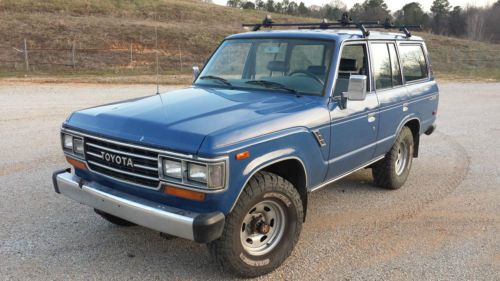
[208, 171, 303, 278]
[372, 126, 414, 189]
[94, 209, 135, 226]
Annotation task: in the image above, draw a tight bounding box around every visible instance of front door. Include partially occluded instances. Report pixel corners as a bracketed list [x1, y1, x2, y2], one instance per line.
[326, 42, 379, 179]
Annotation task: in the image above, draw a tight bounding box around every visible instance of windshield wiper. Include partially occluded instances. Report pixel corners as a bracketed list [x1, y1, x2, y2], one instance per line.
[199, 75, 232, 87]
[245, 80, 297, 95]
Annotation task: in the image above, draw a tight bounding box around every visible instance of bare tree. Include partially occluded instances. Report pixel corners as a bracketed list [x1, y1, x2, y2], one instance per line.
[464, 6, 486, 41]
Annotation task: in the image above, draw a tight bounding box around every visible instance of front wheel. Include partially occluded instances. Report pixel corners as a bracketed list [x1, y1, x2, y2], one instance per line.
[208, 172, 303, 278]
[372, 126, 414, 189]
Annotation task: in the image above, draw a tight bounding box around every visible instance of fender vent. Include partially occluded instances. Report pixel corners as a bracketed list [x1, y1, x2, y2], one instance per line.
[312, 130, 326, 147]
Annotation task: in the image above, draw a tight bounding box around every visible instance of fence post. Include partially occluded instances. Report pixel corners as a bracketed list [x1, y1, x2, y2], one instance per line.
[23, 39, 29, 72]
[178, 44, 183, 73]
[155, 25, 160, 94]
[130, 41, 133, 66]
[71, 42, 76, 68]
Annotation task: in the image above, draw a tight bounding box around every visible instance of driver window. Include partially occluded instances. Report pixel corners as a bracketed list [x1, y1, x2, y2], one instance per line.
[333, 44, 369, 96]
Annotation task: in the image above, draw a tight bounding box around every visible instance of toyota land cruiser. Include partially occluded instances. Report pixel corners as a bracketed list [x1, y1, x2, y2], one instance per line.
[52, 17, 438, 277]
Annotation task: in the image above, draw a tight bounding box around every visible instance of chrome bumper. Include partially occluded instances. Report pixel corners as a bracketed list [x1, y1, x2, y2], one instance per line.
[53, 170, 224, 243]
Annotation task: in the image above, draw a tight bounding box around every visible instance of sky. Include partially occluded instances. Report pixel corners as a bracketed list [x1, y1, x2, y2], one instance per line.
[212, 0, 495, 12]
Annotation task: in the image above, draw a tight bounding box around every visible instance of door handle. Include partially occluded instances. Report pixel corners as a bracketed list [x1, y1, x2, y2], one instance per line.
[402, 103, 409, 112]
[368, 113, 376, 123]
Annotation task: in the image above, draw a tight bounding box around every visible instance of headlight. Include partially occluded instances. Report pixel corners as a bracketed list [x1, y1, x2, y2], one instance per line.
[208, 163, 225, 189]
[63, 134, 73, 149]
[62, 133, 84, 157]
[188, 162, 226, 189]
[73, 138, 84, 155]
[163, 159, 182, 179]
[160, 156, 226, 190]
[188, 163, 207, 183]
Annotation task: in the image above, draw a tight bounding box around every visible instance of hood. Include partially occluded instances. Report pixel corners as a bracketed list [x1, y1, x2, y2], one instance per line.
[65, 86, 327, 155]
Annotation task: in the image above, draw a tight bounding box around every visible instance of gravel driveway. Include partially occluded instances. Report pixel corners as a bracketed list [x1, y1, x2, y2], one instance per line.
[0, 82, 498, 280]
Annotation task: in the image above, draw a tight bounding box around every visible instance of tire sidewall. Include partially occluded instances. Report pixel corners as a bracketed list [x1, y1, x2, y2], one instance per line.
[229, 187, 301, 271]
[391, 128, 414, 184]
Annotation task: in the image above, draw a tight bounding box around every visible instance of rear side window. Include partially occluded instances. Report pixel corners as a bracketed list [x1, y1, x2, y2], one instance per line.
[371, 43, 392, 90]
[388, 44, 402, 86]
[399, 44, 428, 82]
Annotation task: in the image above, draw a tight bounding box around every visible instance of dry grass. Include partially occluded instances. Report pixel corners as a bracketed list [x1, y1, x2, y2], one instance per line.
[0, 74, 193, 85]
[0, 0, 498, 83]
[420, 32, 500, 81]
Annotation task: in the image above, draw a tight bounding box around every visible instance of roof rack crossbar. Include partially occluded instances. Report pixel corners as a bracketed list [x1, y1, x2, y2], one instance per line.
[298, 24, 372, 37]
[242, 14, 422, 38]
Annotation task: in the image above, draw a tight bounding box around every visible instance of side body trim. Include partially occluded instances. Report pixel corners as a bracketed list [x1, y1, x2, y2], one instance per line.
[309, 155, 384, 192]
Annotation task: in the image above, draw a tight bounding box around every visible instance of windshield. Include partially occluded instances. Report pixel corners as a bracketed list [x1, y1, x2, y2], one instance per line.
[194, 38, 335, 96]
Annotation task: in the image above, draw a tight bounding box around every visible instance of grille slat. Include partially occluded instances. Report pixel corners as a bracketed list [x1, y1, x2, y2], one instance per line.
[86, 142, 158, 161]
[84, 138, 160, 189]
[87, 160, 159, 181]
[133, 163, 159, 171]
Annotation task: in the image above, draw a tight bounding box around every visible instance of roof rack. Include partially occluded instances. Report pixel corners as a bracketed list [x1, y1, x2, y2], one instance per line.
[242, 13, 422, 38]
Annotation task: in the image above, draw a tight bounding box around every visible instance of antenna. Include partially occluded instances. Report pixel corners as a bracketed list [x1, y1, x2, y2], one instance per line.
[155, 25, 160, 95]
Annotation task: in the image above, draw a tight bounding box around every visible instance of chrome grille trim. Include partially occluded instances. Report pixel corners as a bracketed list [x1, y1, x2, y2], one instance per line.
[84, 137, 161, 189]
[86, 142, 158, 161]
[133, 163, 158, 171]
[86, 151, 103, 159]
[87, 160, 159, 181]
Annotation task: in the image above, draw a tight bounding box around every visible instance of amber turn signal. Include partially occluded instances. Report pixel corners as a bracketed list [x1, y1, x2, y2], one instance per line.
[164, 185, 206, 202]
[235, 151, 250, 160]
[66, 156, 87, 170]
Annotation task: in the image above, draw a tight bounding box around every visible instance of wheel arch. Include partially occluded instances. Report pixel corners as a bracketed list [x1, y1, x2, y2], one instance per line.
[397, 117, 421, 157]
[231, 156, 309, 222]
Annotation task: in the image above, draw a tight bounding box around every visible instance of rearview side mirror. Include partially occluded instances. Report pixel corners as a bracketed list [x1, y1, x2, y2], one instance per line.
[192, 66, 200, 80]
[345, 75, 367, 101]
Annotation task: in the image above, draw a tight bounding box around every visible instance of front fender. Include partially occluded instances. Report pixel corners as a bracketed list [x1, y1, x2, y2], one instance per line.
[199, 127, 329, 214]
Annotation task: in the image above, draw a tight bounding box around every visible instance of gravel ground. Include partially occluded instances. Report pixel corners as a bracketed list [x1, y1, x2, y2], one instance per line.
[0, 82, 498, 280]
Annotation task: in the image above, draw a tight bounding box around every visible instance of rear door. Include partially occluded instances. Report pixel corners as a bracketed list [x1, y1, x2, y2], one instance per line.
[370, 41, 409, 157]
[326, 42, 379, 179]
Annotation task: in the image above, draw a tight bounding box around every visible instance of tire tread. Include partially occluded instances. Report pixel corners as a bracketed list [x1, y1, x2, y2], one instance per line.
[208, 171, 303, 278]
[372, 126, 414, 190]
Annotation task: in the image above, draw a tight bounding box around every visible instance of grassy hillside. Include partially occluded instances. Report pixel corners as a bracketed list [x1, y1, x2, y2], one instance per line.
[421, 32, 500, 81]
[0, 0, 499, 83]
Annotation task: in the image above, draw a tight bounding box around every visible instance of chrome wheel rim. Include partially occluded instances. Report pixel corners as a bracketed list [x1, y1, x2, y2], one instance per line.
[240, 200, 286, 256]
[395, 142, 408, 175]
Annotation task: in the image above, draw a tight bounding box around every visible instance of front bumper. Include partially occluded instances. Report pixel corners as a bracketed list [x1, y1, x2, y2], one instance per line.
[53, 169, 225, 243]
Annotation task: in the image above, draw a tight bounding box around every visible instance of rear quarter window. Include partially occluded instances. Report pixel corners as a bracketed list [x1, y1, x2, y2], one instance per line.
[399, 44, 428, 82]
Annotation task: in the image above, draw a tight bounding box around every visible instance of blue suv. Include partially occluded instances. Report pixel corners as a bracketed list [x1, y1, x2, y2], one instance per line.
[53, 19, 438, 277]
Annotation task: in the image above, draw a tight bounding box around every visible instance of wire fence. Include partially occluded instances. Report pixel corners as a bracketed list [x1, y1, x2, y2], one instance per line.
[0, 38, 204, 75]
[1, 38, 499, 76]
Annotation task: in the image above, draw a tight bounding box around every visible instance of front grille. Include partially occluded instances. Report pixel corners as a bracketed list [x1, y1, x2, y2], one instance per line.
[84, 137, 160, 188]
